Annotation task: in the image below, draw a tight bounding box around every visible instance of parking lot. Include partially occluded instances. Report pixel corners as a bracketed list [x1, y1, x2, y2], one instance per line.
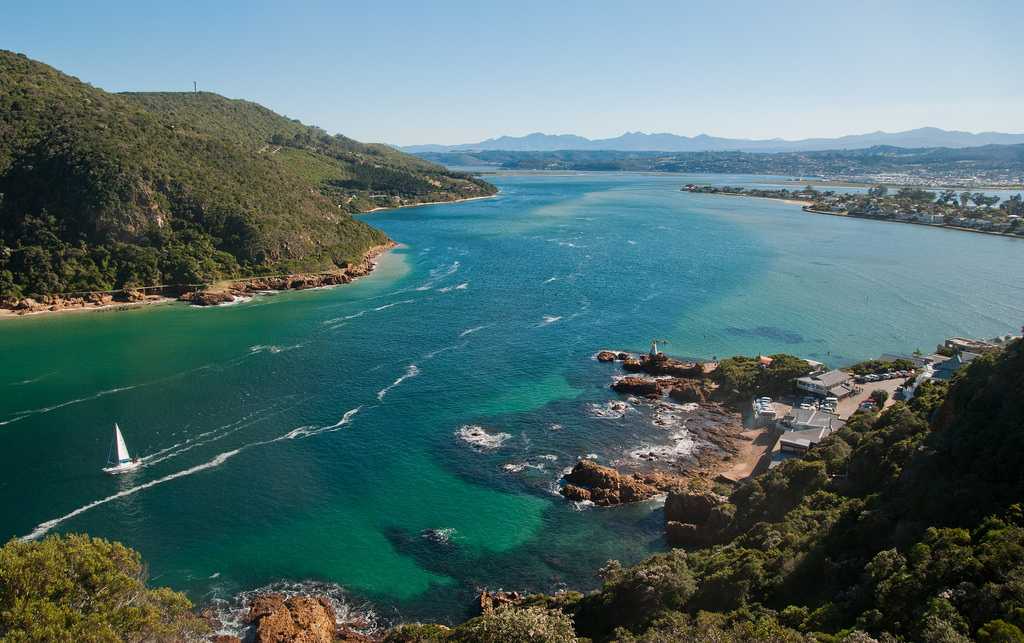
[836, 377, 907, 419]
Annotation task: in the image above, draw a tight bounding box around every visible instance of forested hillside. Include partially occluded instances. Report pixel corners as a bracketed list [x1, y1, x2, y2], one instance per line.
[0, 51, 495, 300]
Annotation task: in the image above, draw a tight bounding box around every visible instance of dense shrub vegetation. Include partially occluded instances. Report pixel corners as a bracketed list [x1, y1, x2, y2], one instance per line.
[0, 534, 207, 641]
[527, 338, 1024, 641]
[712, 354, 815, 400]
[0, 51, 495, 300]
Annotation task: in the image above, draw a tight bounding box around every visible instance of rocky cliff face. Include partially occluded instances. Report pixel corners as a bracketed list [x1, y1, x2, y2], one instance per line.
[663, 489, 734, 547]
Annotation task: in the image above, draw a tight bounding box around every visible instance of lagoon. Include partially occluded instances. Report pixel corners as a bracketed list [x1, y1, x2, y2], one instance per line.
[1, 172, 1020, 623]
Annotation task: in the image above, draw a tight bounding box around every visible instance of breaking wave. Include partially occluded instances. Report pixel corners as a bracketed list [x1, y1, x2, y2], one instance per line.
[455, 425, 511, 450]
[206, 580, 377, 640]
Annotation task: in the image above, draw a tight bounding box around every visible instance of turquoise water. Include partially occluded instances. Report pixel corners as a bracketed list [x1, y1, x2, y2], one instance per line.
[1, 173, 1021, 623]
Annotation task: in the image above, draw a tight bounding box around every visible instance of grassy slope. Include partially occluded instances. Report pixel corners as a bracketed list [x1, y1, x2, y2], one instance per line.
[0, 51, 495, 298]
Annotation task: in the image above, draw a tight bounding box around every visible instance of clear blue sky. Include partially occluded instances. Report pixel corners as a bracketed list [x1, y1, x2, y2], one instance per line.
[4, 0, 1022, 146]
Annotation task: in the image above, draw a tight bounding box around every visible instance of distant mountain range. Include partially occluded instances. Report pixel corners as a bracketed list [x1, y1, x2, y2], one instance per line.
[402, 127, 1024, 154]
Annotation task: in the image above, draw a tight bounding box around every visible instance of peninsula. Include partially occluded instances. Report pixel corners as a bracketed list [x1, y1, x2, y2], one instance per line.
[0, 51, 497, 314]
[684, 184, 1024, 238]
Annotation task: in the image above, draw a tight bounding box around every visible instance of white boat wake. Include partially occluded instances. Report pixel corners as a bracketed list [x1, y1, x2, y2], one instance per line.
[377, 365, 419, 400]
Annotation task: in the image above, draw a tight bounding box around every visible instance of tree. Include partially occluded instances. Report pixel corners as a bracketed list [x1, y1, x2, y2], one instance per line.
[450, 606, 578, 643]
[869, 389, 890, 406]
[0, 534, 208, 642]
[1001, 195, 1024, 216]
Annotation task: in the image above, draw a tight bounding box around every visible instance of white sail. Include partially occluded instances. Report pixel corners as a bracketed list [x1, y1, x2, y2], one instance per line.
[113, 424, 131, 463]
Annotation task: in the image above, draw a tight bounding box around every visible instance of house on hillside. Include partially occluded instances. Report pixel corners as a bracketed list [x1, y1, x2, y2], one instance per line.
[795, 369, 857, 398]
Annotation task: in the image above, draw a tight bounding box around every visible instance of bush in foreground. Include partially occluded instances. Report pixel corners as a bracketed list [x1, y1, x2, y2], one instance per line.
[0, 533, 208, 642]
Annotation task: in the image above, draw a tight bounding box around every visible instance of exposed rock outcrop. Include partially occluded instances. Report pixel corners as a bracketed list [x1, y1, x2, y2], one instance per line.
[3, 243, 395, 315]
[611, 376, 662, 397]
[478, 589, 524, 614]
[245, 594, 338, 643]
[561, 460, 664, 506]
[664, 489, 733, 547]
[596, 351, 617, 362]
[668, 379, 713, 403]
[179, 291, 236, 306]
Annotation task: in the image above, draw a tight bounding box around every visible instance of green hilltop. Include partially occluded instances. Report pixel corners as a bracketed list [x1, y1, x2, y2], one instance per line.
[0, 51, 495, 300]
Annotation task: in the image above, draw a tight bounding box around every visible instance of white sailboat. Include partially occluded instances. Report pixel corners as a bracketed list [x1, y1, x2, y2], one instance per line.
[103, 423, 141, 474]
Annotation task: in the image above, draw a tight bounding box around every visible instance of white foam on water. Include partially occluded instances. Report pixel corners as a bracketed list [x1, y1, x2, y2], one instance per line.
[376, 365, 419, 401]
[374, 299, 414, 312]
[207, 580, 377, 640]
[422, 342, 467, 360]
[587, 400, 632, 419]
[543, 276, 558, 284]
[26, 402, 363, 539]
[627, 428, 697, 462]
[414, 285, 432, 291]
[0, 385, 139, 427]
[26, 448, 241, 540]
[7, 371, 57, 386]
[503, 461, 546, 473]
[455, 425, 511, 450]
[539, 315, 562, 326]
[627, 240, 637, 245]
[421, 527, 458, 544]
[459, 324, 489, 337]
[139, 401, 294, 468]
[429, 260, 460, 279]
[282, 406, 364, 440]
[217, 295, 253, 307]
[438, 285, 454, 293]
[454, 282, 469, 290]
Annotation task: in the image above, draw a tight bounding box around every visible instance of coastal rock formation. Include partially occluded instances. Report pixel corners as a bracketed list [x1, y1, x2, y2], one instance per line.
[622, 358, 644, 372]
[596, 350, 617, 362]
[561, 460, 660, 506]
[6, 291, 164, 315]
[664, 489, 733, 547]
[611, 376, 662, 397]
[667, 379, 713, 403]
[478, 589, 524, 614]
[2, 243, 396, 315]
[245, 593, 337, 643]
[179, 291, 236, 306]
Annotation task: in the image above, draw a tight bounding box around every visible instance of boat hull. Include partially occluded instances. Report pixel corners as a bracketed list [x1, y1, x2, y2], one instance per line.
[103, 461, 141, 475]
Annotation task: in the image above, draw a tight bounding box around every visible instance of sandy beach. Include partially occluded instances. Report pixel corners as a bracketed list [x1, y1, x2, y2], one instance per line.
[360, 192, 498, 214]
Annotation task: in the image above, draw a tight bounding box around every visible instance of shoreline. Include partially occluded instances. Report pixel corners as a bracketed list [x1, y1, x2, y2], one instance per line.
[359, 192, 498, 214]
[560, 352, 774, 508]
[0, 190, 495, 322]
[685, 190, 1022, 241]
[461, 169, 1023, 191]
[694, 191, 813, 207]
[0, 242, 397, 321]
[802, 207, 1024, 240]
